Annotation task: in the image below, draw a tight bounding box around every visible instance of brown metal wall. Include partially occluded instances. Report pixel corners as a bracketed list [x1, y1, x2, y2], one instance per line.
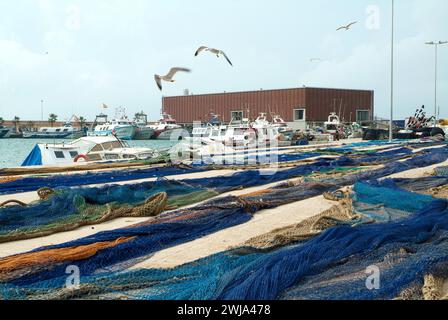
[163, 87, 373, 124]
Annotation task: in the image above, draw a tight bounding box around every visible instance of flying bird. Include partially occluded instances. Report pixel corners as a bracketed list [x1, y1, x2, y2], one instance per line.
[195, 46, 233, 66]
[154, 67, 191, 91]
[336, 21, 357, 31]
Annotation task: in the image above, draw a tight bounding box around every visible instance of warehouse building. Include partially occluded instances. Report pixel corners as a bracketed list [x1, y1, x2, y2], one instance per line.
[162, 87, 374, 129]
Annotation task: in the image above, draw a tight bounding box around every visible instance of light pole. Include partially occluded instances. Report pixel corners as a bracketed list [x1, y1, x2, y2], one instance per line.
[389, 0, 395, 142]
[41, 99, 44, 121]
[425, 41, 448, 125]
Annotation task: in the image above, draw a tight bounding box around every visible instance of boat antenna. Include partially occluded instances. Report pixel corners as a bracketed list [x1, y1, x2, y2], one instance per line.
[338, 98, 343, 120]
[112, 131, 129, 148]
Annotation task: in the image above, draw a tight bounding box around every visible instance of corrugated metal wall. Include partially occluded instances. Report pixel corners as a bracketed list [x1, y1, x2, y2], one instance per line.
[163, 87, 373, 124]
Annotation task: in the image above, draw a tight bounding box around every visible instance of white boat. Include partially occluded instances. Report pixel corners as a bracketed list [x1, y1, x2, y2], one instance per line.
[22, 123, 85, 139]
[22, 136, 159, 167]
[251, 113, 284, 144]
[191, 117, 256, 147]
[0, 126, 9, 139]
[271, 114, 294, 138]
[150, 113, 183, 140]
[90, 118, 136, 140]
[324, 113, 343, 134]
[185, 114, 285, 149]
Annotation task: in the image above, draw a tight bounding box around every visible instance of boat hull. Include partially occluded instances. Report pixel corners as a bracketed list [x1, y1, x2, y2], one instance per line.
[0, 129, 9, 139]
[134, 127, 155, 140]
[155, 129, 186, 141]
[91, 126, 135, 140]
[22, 131, 85, 139]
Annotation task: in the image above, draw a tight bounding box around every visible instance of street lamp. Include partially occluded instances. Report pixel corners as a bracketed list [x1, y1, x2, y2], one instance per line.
[389, 0, 395, 142]
[425, 41, 448, 125]
[41, 100, 44, 121]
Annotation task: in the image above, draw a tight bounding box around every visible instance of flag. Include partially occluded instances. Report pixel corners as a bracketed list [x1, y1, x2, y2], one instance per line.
[102, 103, 108, 109]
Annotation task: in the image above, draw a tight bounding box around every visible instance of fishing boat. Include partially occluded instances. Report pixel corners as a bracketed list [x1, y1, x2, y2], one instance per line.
[185, 114, 283, 149]
[133, 113, 155, 140]
[324, 113, 343, 134]
[0, 126, 10, 138]
[22, 136, 159, 167]
[271, 114, 294, 138]
[22, 123, 85, 139]
[149, 113, 183, 140]
[251, 113, 285, 145]
[90, 118, 136, 140]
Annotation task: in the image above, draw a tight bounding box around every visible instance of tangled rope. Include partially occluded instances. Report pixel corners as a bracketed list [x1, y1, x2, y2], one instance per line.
[422, 274, 446, 300]
[0, 187, 55, 208]
[37, 187, 55, 200]
[0, 200, 27, 208]
[429, 185, 448, 199]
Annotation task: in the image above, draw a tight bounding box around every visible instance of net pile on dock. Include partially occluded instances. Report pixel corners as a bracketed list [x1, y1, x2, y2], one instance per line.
[0, 147, 447, 298]
[0, 142, 436, 195]
[0, 165, 205, 195]
[0, 179, 218, 243]
[1, 145, 446, 243]
[1, 175, 447, 300]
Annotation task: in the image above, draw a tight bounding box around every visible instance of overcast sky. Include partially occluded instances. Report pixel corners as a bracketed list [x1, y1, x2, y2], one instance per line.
[0, 0, 447, 122]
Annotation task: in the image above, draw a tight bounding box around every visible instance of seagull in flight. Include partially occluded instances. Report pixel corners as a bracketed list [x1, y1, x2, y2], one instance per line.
[154, 67, 191, 91]
[195, 46, 233, 66]
[336, 21, 357, 31]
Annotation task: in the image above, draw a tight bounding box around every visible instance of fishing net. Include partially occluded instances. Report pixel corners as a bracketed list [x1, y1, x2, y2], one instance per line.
[0, 146, 447, 300]
[242, 193, 357, 250]
[0, 165, 204, 195]
[0, 143, 438, 196]
[1, 179, 447, 300]
[0, 179, 218, 243]
[1, 147, 447, 291]
[0, 145, 425, 243]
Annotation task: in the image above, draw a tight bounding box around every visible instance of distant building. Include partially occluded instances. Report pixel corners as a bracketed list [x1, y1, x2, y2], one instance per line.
[163, 87, 374, 129]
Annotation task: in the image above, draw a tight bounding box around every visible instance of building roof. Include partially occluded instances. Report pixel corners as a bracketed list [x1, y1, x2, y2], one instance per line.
[163, 86, 374, 99]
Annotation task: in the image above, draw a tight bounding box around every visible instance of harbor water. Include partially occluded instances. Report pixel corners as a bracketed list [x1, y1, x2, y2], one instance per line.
[0, 139, 177, 168]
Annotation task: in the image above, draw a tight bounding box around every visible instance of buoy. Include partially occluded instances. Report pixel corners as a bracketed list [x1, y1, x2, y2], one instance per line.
[74, 154, 89, 163]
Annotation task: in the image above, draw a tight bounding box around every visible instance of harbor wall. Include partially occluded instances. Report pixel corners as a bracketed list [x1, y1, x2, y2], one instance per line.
[0, 120, 93, 130]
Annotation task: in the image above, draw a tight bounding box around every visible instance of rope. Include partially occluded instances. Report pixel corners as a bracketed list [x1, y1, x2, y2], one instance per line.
[0, 199, 27, 207]
[422, 274, 445, 300]
[37, 187, 55, 200]
[0, 160, 167, 177]
[429, 185, 448, 199]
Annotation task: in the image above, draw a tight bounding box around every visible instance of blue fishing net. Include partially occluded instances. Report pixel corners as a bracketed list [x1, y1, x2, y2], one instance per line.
[1, 143, 438, 196]
[3, 147, 448, 289]
[1, 180, 447, 300]
[0, 166, 204, 195]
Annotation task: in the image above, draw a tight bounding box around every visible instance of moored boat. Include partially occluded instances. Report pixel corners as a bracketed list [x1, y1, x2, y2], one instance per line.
[90, 118, 136, 140]
[0, 126, 9, 138]
[22, 123, 85, 139]
[149, 113, 183, 140]
[132, 112, 155, 140]
[21, 136, 159, 166]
